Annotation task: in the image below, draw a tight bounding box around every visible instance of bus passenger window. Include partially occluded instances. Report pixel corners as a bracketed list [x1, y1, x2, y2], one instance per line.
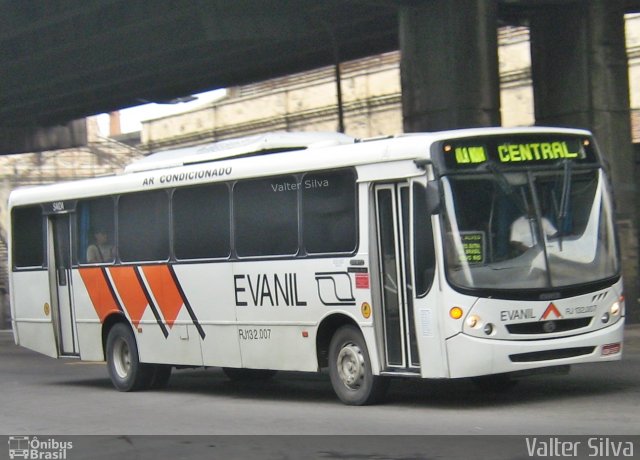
[234, 176, 298, 257]
[77, 197, 115, 264]
[173, 184, 230, 260]
[11, 206, 45, 268]
[302, 169, 357, 254]
[118, 191, 169, 262]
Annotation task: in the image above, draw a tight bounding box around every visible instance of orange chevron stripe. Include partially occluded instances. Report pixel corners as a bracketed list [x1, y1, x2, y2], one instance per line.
[142, 265, 184, 328]
[109, 266, 148, 327]
[79, 267, 120, 322]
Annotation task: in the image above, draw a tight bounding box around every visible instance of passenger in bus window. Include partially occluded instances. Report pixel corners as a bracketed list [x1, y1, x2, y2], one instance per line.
[86, 228, 114, 263]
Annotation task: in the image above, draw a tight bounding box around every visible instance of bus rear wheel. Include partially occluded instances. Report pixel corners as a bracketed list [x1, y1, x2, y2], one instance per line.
[328, 325, 389, 405]
[106, 323, 153, 391]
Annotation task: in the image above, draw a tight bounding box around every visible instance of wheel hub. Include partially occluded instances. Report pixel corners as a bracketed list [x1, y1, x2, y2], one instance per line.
[112, 337, 131, 379]
[336, 343, 365, 390]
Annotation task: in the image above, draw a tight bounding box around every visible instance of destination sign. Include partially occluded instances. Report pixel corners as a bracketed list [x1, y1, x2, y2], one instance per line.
[497, 141, 579, 163]
[440, 134, 598, 171]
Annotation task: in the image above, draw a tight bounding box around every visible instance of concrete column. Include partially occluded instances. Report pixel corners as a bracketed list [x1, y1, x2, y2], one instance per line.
[531, 0, 638, 322]
[399, 0, 500, 132]
[0, 290, 7, 330]
[0, 120, 87, 155]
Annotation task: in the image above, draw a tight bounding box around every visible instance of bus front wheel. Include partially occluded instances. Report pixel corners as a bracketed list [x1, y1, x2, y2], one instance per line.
[328, 325, 389, 405]
[106, 323, 153, 391]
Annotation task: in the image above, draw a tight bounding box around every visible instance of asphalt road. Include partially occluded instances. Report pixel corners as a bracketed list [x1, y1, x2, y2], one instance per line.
[1, 326, 639, 458]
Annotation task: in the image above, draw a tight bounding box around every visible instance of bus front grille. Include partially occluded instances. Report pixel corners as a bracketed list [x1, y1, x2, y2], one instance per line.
[506, 317, 592, 335]
[509, 346, 595, 363]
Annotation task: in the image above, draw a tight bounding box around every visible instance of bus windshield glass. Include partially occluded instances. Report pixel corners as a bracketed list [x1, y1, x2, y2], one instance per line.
[441, 166, 618, 293]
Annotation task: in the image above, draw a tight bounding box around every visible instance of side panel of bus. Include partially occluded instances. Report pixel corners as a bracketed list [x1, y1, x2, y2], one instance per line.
[74, 264, 209, 366]
[174, 263, 241, 368]
[11, 271, 57, 358]
[12, 162, 439, 376]
[232, 259, 372, 372]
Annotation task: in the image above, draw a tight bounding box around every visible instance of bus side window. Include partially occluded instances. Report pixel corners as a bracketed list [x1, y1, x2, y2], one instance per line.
[173, 184, 230, 260]
[118, 191, 169, 262]
[302, 169, 357, 254]
[11, 205, 45, 269]
[413, 183, 436, 297]
[77, 197, 115, 264]
[234, 176, 298, 257]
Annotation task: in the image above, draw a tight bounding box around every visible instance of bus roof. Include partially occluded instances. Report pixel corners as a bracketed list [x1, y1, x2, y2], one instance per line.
[125, 131, 356, 173]
[9, 127, 594, 208]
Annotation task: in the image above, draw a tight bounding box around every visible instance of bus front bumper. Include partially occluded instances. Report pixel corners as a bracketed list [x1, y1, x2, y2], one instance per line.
[445, 319, 625, 379]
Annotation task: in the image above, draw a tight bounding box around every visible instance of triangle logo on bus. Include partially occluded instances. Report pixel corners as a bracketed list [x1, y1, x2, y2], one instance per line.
[540, 302, 562, 320]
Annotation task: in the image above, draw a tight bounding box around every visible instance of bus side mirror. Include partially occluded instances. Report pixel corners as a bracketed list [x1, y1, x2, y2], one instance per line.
[425, 181, 441, 215]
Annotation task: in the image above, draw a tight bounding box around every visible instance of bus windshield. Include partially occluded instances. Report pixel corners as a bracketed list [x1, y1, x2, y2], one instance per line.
[441, 168, 619, 293]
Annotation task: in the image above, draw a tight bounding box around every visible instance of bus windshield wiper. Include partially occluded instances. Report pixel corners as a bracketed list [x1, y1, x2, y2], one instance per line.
[485, 163, 526, 214]
[556, 159, 573, 250]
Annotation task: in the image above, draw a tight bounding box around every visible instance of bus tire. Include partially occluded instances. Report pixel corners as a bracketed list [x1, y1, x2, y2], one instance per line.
[106, 323, 153, 391]
[328, 325, 389, 405]
[222, 367, 277, 382]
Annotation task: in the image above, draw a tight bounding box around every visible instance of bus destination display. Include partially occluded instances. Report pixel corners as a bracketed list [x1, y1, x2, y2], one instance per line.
[441, 135, 597, 170]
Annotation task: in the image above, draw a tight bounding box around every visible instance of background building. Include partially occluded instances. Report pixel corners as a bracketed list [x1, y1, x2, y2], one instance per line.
[0, 119, 141, 328]
[140, 17, 639, 152]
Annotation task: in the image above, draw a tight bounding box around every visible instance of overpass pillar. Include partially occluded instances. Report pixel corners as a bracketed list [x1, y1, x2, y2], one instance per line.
[531, 1, 638, 322]
[399, 0, 500, 132]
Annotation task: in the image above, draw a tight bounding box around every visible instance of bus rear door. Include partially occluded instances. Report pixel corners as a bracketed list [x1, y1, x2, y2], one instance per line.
[48, 213, 80, 356]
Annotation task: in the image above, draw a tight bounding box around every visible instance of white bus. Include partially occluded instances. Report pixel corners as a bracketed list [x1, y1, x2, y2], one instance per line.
[9, 128, 624, 405]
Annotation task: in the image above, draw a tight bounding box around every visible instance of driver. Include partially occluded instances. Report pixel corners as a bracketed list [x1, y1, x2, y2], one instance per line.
[510, 211, 557, 253]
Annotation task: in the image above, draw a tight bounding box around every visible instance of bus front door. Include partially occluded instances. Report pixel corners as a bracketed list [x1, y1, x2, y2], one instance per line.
[49, 214, 79, 356]
[375, 184, 420, 372]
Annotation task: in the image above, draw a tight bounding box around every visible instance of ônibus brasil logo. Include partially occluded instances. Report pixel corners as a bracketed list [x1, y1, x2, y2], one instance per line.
[8, 436, 73, 459]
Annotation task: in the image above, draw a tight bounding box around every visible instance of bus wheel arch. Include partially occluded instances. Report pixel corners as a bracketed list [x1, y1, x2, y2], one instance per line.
[103, 317, 154, 391]
[101, 313, 128, 361]
[327, 324, 389, 405]
[316, 313, 359, 370]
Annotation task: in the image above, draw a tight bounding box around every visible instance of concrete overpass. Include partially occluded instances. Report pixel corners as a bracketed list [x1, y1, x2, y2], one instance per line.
[1, 0, 639, 320]
[0, 0, 637, 149]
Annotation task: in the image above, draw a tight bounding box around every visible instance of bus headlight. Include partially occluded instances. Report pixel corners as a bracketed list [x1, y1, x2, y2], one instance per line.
[610, 298, 622, 317]
[467, 315, 481, 328]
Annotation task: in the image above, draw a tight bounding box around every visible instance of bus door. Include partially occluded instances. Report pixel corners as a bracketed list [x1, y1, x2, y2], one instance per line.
[49, 213, 79, 356]
[374, 183, 420, 371]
